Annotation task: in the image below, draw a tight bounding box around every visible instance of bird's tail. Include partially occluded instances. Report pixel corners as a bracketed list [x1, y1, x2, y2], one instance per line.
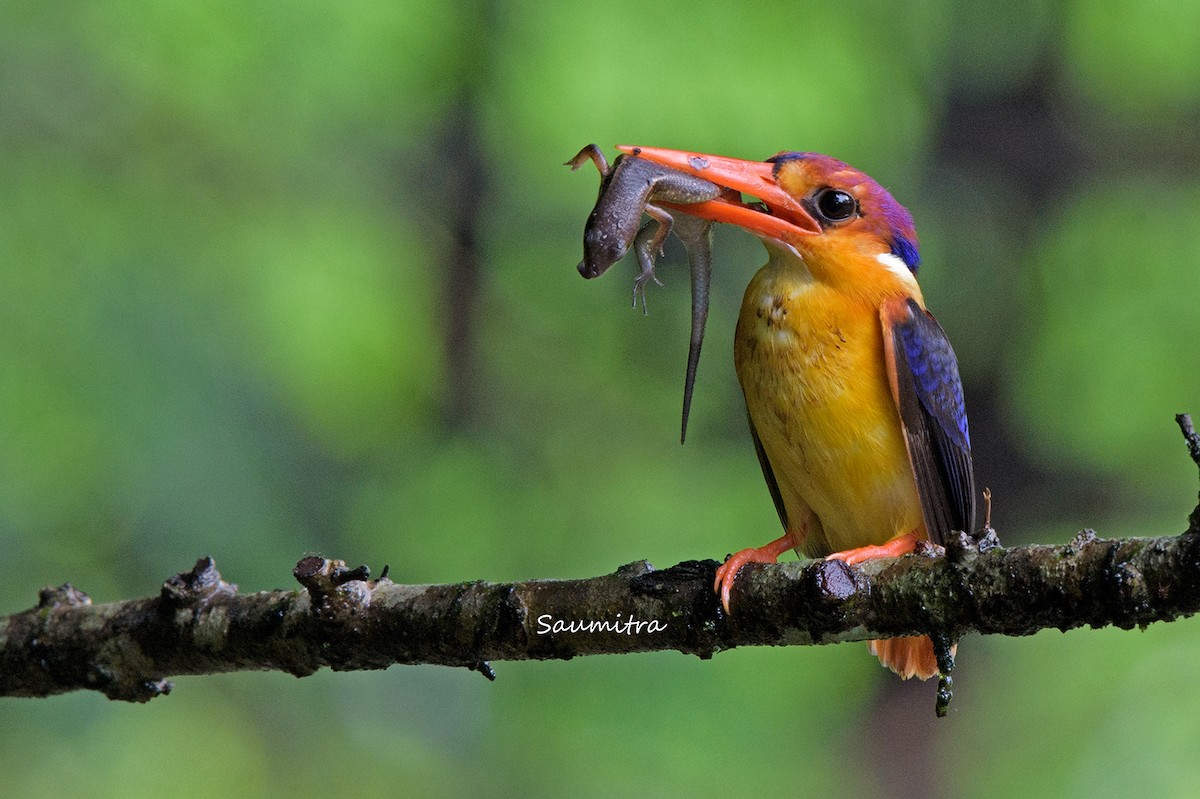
[868, 636, 952, 680]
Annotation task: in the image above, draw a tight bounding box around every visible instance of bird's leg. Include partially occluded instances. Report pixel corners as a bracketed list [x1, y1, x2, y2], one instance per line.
[714, 531, 799, 614]
[827, 530, 934, 681]
[825, 531, 920, 566]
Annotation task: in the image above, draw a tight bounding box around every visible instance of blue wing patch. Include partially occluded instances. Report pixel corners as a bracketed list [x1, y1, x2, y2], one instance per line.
[883, 298, 975, 543]
[894, 311, 969, 447]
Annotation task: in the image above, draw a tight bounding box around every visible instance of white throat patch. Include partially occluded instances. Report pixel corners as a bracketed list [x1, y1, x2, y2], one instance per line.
[876, 252, 920, 292]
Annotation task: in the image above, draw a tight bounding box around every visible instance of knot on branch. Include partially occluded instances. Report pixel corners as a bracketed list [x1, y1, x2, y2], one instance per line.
[944, 526, 1003, 566]
[616, 560, 655, 579]
[1065, 529, 1098, 555]
[293, 556, 375, 616]
[976, 529, 1002, 552]
[37, 583, 91, 610]
[812, 558, 862, 602]
[161, 557, 236, 607]
[98, 674, 173, 704]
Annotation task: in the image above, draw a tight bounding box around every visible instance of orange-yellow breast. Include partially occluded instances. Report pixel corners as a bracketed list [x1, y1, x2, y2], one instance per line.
[734, 243, 924, 557]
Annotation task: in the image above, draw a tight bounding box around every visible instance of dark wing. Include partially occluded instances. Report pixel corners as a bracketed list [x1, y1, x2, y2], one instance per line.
[881, 297, 976, 545]
[747, 411, 788, 530]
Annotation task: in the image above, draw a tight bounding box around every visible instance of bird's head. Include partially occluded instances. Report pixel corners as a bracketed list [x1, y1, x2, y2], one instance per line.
[617, 145, 922, 297]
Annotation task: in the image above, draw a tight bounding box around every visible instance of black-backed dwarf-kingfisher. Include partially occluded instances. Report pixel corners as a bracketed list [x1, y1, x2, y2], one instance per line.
[577, 145, 976, 680]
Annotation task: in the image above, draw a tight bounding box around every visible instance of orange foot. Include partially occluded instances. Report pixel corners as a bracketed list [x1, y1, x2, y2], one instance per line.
[825, 531, 940, 680]
[714, 533, 796, 614]
[826, 532, 920, 566]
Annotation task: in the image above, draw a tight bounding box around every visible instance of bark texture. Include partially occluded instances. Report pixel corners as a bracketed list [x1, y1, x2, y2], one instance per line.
[2, 527, 1199, 703]
[3, 415, 1198, 715]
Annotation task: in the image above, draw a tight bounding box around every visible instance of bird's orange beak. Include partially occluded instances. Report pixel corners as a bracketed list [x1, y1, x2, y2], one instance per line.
[616, 145, 820, 242]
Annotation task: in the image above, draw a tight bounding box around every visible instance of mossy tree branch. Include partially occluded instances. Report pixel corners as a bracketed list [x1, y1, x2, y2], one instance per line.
[3, 415, 1200, 716]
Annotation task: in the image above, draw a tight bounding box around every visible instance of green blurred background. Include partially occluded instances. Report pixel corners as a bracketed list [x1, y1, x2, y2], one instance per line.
[3, 1, 1200, 796]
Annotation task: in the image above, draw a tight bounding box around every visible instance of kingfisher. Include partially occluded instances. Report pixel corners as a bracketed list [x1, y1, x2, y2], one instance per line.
[614, 145, 976, 680]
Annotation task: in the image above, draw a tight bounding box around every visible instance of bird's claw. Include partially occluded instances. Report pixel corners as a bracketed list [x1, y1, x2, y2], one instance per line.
[713, 533, 798, 614]
[713, 557, 741, 615]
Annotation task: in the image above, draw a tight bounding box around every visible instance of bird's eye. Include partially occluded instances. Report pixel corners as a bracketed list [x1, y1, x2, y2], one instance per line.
[814, 188, 857, 223]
